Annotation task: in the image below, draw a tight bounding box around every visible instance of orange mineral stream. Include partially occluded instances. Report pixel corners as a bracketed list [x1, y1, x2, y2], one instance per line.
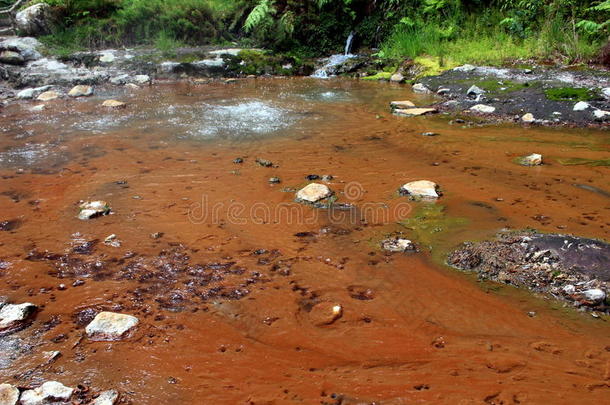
[0, 78, 608, 404]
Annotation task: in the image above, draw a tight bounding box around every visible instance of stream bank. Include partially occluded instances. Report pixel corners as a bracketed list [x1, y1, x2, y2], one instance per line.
[2, 36, 610, 127]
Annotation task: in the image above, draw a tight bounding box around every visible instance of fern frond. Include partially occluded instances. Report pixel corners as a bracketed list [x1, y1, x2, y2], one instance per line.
[244, 0, 276, 33]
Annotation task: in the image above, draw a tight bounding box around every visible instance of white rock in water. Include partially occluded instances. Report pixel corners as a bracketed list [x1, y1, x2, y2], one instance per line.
[412, 83, 431, 93]
[0, 302, 36, 331]
[36, 90, 60, 101]
[454, 64, 476, 72]
[583, 289, 606, 303]
[562, 284, 576, 294]
[573, 101, 590, 111]
[68, 85, 93, 98]
[125, 83, 140, 90]
[381, 238, 415, 252]
[466, 85, 484, 96]
[99, 52, 115, 63]
[92, 390, 119, 405]
[437, 87, 450, 95]
[602, 87, 610, 99]
[521, 113, 535, 122]
[17, 85, 52, 100]
[400, 180, 439, 199]
[109, 74, 130, 85]
[133, 74, 150, 84]
[77, 200, 111, 220]
[593, 109, 610, 120]
[296, 183, 332, 203]
[0, 383, 19, 405]
[86, 312, 139, 340]
[470, 104, 495, 113]
[390, 73, 405, 83]
[393, 107, 437, 117]
[390, 100, 415, 109]
[30, 104, 46, 112]
[20, 381, 73, 405]
[102, 99, 126, 109]
[520, 153, 542, 166]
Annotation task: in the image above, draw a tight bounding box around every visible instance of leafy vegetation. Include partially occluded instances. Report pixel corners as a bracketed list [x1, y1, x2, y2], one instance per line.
[31, 0, 610, 66]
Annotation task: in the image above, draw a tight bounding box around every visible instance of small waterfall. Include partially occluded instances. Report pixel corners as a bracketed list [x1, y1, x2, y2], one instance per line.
[344, 31, 354, 55]
[311, 32, 356, 79]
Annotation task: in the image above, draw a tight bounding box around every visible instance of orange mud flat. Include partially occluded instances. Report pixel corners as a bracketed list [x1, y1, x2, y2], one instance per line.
[0, 79, 608, 404]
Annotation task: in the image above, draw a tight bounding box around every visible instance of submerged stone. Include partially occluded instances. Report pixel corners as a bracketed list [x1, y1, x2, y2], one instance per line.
[102, 99, 126, 109]
[309, 302, 343, 326]
[393, 108, 437, 117]
[20, 381, 73, 405]
[296, 183, 332, 203]
[86, 311, 139, 340]
[400, 180, 440, 199]
[390, 100, 415, 109]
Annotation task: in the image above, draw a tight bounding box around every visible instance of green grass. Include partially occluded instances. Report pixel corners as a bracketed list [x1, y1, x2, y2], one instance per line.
[379, 25, 538, 67]
[544, 87, 597, 101]
[378, 10, 603, 69]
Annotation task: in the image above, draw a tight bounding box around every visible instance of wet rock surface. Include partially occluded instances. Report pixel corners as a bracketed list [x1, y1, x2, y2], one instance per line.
[20, 381, 73, 405]
[0, 302, 36, 335]
[419, 65, 610, 126]
[85, 312, 139, 341]
[296, 183, 333, 203]
[399, 180, 440, 199]
[449, 231, 610, 311]
[0, 383, 19, 405]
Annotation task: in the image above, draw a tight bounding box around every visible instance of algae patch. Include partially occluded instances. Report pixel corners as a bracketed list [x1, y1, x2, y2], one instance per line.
[557, 157, 610, 167]
[544, 87, 596, 101]
[398, 204, 468, 251]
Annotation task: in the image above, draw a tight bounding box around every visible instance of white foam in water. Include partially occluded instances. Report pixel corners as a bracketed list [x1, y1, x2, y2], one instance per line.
[183, 100, 295, 138]
[311, 54, 356, 79]
[0, 143, 54, 166]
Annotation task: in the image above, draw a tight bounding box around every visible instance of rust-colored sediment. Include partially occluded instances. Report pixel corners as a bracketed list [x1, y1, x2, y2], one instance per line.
[0, 79, 608, 404]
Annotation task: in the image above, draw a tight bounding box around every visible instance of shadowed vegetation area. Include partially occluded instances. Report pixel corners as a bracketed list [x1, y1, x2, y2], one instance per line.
[24, 0, 610, 66]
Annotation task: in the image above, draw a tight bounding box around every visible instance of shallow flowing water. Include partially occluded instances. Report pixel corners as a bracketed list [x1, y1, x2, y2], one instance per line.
[0, 78, 609, 404]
